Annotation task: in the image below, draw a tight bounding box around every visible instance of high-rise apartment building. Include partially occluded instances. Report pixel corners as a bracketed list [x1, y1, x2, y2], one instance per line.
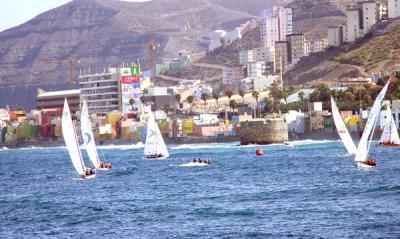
[328, 25, 344, 47]
[346, 7, 361, 42]
[286, 34, 304, 65]
[272, 6, 293, 41]
[79, 68, 120, 114]
[261, 17, 279, 48]
[358, 1, 378, 34]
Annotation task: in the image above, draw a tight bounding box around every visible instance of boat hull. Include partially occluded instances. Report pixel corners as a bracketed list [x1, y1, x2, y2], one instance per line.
[97, 167, 111, 171]
[378, 142, 400, 147]
[81, 174, 96, 179]
[356, 161, 376, 169]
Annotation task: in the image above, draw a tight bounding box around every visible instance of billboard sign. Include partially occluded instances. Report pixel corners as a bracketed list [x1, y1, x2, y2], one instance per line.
[121, 67, 141, 114]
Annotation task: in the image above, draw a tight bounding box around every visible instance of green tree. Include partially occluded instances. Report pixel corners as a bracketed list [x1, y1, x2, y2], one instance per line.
[186, 95, 194, 114]
[239, 89, 245, 103]
[175, 94, 181, 109]
[201, 92, 209, 106]
[225, 90, 233, 101]
[212, 92, 220, 107]
[229, 100, 237, 114]
[252, 91, 260, 118]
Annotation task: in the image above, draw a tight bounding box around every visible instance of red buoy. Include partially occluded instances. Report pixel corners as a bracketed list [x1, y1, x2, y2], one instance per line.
[256, 149, 263, 156]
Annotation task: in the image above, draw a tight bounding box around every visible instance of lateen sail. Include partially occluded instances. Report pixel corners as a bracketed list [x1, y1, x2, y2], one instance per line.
[62, 99, 86, 176]
[355, 83, 389, 162]
[81, 99, 101, 169]
[331, 97, 357, 154]
[379, 105, 400, 144]
[144, 112, 169, 158]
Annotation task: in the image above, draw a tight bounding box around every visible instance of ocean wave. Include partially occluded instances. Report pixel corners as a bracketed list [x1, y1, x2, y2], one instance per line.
[0, 146, 9, 151]
[97, 142, 144, 150]
[170, 142, 236, 150]
[290, 139, 340, 146]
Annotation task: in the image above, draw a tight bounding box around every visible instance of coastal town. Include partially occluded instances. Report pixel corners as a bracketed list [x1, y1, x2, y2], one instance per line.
[2, 1, 400, 238]
[1, 1, 400, 148]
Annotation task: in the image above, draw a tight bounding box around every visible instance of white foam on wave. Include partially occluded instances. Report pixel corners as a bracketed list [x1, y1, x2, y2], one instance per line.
[170, 142, 237, 150]
[0, 146, 9, 151]
[97, 142, 144, 150]
[290, 139, 339, 146]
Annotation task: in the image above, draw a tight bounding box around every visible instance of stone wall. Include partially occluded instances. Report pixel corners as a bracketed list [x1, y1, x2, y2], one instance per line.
[240, 116, 288, 145]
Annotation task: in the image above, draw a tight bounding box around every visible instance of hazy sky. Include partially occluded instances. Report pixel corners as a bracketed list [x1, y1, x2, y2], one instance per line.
[0, 0, 150, 32]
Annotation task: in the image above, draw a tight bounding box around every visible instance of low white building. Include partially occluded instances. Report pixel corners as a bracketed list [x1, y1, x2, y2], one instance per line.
[240, 75, 276, 92]
[286, 110, 305, 133]
[239, 49, 254, 65]
[246, 62, 266, 77]
[193, 84, 213, 100]
[209, 30, 227, 51]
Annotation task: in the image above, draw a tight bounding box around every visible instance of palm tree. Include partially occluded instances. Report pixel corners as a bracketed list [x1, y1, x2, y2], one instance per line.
[298, 91, 305, 102]
[129, 98, 135, 111]
[186, 95, 194, 114]
[212, 92, 220, 113]
[239, 89, 245, 103]
[225, 90, 233, 101]
[201, 92, 209, 106]
[252, 91, 260, 118]
[175, 94, 181, 109]
[229, 99, 237, 114]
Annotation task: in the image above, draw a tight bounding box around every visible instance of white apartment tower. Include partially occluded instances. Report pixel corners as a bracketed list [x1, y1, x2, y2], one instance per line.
[346, 8, 361, 42]
[261, 17, 279, 48]
[272, 6, 293, 41]
[388, 0, 400, 18]
[79, 68, 120, 114]
[261, 6, 292, 48]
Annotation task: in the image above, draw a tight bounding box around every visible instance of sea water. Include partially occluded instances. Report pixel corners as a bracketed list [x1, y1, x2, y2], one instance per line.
[0, 140, 400, 238]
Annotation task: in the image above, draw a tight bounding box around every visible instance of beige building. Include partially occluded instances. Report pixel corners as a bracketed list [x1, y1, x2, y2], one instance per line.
[358, 1, 378, 34]
[328, 25, 344, 47]
[346, 7, 361, 42]
[287, 33, 304, 65]
[273, 41, 289, 74]
[246, 62, 266, 77]
[261, 17, 280, 48]
[388, 0, 400, 18]
[239, 49, 254, 65]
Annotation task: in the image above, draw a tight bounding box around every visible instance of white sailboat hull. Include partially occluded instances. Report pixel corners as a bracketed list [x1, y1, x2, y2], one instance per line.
[82, 174, 96, 179]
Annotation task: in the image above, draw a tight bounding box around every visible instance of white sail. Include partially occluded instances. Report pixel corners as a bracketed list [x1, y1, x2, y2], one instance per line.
[331, 97, 357, 154]
[355, 83, 389, 162]
[144, 112, 169, 158]
[379, 105, 400, 144]
[81, 99, 101, 169]
[62, 99, 86, 176]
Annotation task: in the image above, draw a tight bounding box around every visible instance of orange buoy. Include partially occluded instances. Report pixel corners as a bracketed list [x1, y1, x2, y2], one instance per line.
[256, 149, 263, 156]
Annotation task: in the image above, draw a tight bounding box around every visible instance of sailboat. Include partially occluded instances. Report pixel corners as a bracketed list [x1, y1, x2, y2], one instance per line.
[144, 111, 169, 159]
[62, 99, 95, 179]
[354, 82, 389, 168]
[81, 99, 112, 170]
[331, 96, 357, 154]
[378, 104, 400, 146]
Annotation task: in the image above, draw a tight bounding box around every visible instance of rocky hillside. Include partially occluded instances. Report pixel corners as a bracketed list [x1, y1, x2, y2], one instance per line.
[284, 19, 400, 86]
[0, 0, 279, 109]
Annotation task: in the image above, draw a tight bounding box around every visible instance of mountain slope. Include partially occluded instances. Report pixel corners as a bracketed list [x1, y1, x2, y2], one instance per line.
[0, 0, 280, 109]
